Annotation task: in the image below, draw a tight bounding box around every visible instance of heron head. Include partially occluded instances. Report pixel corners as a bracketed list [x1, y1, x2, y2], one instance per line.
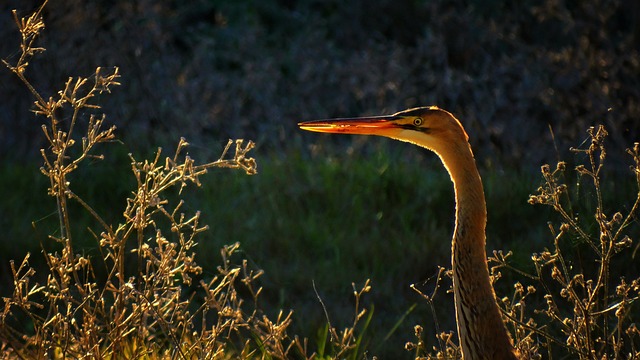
[298, 106, 469, 152]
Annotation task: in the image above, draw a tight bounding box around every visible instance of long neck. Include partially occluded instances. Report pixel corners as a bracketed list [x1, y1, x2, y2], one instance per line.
[436, 142, 518, 360]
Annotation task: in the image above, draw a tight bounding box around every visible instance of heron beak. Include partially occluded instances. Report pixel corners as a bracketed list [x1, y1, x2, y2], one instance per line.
[298, 115, 402, 135]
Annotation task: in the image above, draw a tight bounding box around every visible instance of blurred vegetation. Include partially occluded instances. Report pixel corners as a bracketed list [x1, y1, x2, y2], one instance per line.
[1, 0, 640, 358]
[1, 0, 639, 165]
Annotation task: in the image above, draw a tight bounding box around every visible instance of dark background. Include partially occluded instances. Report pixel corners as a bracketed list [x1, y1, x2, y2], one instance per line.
[2, 0, 640, 358]
[2, 0, 639, 167]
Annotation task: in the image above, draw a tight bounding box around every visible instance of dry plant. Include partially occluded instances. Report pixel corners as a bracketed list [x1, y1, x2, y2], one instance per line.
[407, 266, 461, 360]
[311, 279, 374, 360]
[517, 126, 640, 358]
[0, 2, 374, 359]
[515, 125, 640, 359]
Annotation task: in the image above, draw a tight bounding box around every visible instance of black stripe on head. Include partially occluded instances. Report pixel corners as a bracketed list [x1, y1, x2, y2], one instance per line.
[397, 123, 430, 133]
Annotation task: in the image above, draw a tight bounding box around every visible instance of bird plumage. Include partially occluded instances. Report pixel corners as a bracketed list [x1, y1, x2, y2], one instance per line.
[299, 106, 519, 360]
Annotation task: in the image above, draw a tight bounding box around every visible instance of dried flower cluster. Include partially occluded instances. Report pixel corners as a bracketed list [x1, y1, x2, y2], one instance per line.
[1, 3, 371, 359]
[405, 128, 640, 359]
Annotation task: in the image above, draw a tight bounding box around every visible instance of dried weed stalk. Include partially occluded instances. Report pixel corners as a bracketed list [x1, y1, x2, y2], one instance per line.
[1, 3, 264, 360]
[495, 125, 640, 359]
[411, 125, 640, 359]
[1, 2, 374, 359]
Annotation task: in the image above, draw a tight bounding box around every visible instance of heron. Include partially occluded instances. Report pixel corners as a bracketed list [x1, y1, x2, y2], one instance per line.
[299, 106, 519, 360]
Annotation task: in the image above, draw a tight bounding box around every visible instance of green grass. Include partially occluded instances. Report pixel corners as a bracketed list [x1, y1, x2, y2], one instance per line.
[3, 2, 640, 357]
[4, 140, 640, 358]
[196, 149, 458, 350]
[0, 141, 554, 357]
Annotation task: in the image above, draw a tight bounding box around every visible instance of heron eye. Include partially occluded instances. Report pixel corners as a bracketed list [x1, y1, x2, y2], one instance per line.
[413, 117, 423, 126]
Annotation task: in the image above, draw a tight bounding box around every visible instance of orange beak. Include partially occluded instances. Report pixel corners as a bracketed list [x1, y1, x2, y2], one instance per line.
[298, 115, 402, 135]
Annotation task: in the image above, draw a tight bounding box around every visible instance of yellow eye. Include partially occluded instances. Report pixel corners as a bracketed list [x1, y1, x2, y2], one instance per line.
[413, 117, 423, 126]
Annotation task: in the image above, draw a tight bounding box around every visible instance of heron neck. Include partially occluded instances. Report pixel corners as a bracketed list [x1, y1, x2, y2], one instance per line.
[437, 142, 487, 254]
[436, 142, 517, 359]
